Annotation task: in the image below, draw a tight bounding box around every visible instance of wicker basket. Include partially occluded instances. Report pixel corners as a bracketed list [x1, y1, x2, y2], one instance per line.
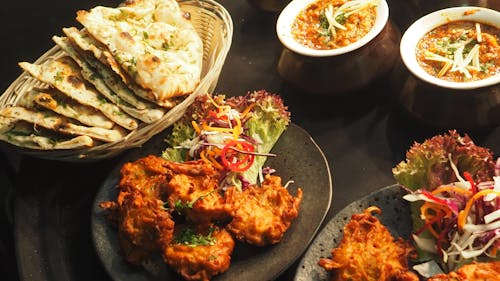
[0, 0, 233, 161]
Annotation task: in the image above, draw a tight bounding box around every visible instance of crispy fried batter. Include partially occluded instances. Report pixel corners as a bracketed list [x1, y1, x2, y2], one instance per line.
[118, 154, 171, 196]
[318, 206, 419, 281]
[163, 224, 235, 281]
[116, 190, 175, 264]
[428, 261, 500, 281]
[100, 155, 175, 265]
[225, 174, 303, 246]
[163, 160, 233, 223]
[100, 155, 303, 280]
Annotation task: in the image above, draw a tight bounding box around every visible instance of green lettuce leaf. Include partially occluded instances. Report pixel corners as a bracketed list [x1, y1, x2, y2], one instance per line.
[238, 91, 290, 184]
[392, 130, 495, 191]
[162, 122, 195, 162]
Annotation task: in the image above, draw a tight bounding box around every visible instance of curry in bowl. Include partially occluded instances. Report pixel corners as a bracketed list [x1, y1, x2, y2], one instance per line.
[292, 0, 379, 50]
[416, 20, 500, 83]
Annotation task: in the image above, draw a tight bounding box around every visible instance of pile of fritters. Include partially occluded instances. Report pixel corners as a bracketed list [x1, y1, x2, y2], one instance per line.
[0, 0, 203, 150]
[318, 206, 418, 281]
[100, 155, 303, 281]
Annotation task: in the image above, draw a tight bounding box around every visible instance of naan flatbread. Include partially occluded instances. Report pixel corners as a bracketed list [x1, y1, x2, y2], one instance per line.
[0, 106, 127, 143]
[76, 0, 203, 106]
[0, 117, 94, 150]
[53, 35, 166, 123]
[19, 56, 139, 130]
[62, 27, 178, 109]
[18, 88, 114, 129]
[62, 27, 131, 85]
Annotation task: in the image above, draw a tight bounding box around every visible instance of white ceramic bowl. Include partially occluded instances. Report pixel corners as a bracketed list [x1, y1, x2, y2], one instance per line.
[392, 6, 500, 129]
[276, 0, 389, 57]
[275, 0, 400, 95]
[400, 6, 500, 90]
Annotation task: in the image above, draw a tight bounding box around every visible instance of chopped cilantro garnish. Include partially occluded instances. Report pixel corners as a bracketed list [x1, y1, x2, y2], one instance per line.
[173, 226, 217, 247]
[174, 199, 194, 211]
[89, 73, 100, 81]
[162, 42, 170, 51]
[318, 10, 330, 37]
[54, 72, 63, 83]
[98, 96, 108, 105]
[335, 13, 347, 25]
[437, 39, 449, 47]
[170, 190, 216, 214]
[127, 57, 137, 73]
[481, 62, 493, 73]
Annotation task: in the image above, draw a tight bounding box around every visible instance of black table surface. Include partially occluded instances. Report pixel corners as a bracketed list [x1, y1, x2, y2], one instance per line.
[1, 1, 499, 281]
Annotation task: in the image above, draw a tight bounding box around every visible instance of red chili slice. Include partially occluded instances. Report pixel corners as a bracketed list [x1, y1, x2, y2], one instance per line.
[463, 172, 478, 194]
[220, 140, 255, 172]
[421, 190, 448, 206]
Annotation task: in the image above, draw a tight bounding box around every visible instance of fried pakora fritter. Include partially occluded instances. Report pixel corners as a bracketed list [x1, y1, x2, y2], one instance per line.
[118, 154, 171, 196]
[163, 224, 235, 281]
[101, 155, 303, 280]
[428, 261, 500, 281]
[318, 206, 419, 281]
[115, 190, 175, 265]
[225, 174, 303, 246]
[100, 155, 175, 265]
[163, 160, 233, 223]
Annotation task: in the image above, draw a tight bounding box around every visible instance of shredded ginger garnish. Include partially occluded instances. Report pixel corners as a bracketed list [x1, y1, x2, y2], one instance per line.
[323, 0, 379, 39]
[424, 23, 484, 79]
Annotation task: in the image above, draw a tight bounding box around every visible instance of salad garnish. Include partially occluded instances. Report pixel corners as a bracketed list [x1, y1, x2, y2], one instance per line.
[393, 130, 499, 274]
[162, 90, 290, 190]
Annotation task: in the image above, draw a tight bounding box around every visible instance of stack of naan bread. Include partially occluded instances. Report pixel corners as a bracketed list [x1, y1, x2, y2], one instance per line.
[0, 0, 203, 150]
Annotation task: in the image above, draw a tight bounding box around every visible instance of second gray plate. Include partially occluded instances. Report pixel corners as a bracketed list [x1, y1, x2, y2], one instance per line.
[294, 184, 413, 281]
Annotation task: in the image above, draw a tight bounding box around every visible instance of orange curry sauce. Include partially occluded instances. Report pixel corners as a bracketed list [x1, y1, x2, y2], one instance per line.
[292, 0, 377, 50]
[416, 20, 500, 82]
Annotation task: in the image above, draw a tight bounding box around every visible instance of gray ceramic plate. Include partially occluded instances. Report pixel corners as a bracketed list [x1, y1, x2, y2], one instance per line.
[91, 123, 332, 281]
[293, 184, 413, 281]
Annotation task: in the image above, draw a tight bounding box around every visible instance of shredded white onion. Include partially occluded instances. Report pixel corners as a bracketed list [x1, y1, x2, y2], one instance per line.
[484, 209, 500, 224]
[413, 234, 438, 254]
[461, 234, 500, 259]
[463, 220, 500, 232]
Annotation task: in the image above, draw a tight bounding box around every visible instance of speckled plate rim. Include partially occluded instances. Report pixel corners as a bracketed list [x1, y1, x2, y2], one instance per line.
[91, 123, 333, 281]
[293, 184, 413, 281]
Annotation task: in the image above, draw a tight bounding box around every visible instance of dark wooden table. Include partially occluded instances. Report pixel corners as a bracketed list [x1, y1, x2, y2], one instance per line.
[1, 1, 499, 281]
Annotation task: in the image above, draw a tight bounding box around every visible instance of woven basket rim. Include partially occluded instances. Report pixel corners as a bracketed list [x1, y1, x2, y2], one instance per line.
[0, 0, 233, 162]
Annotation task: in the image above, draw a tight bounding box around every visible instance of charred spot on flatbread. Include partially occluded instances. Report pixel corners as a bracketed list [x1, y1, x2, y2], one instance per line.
[66, 75, 85, 87]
